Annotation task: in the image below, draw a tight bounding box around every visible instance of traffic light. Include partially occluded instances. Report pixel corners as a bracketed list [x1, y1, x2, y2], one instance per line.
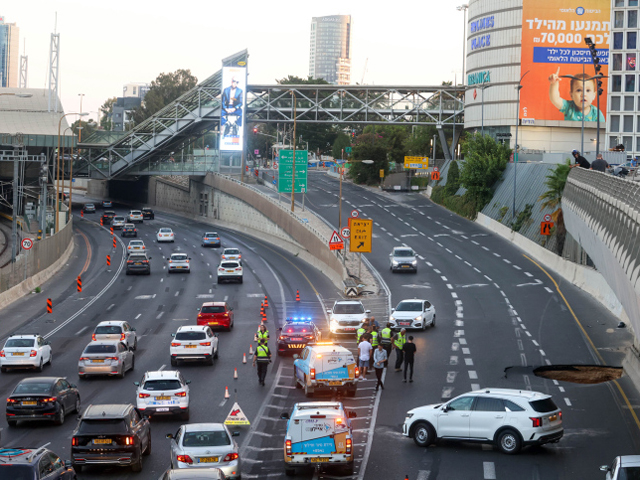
[253, 127, 258, 135]
[351, 129, 356, 139]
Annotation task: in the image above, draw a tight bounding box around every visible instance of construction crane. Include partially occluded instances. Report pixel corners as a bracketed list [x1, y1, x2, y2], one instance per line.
[360, 58, 368, 85]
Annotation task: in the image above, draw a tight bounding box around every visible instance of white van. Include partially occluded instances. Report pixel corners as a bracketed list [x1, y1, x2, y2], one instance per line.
[292, 343, 358, 397]
[281, 401, 356, 476]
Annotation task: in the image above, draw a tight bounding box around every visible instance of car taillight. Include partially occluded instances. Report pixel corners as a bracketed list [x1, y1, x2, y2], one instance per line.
[142, 246, 145, 249]
[346, 438, 352, 454]
[200, 342, 211, 346]
[305, 335, 314, 339]
[171, 342, 181, 347]
[106, 357, 119, 361]
[223, 313, 229, 317]
[6, 398, 17, 403]
[175, 391, 187, 397]
[559, 411, 562, 420]
[92, 334, 96, 341]
[238, 254, 242, 258]
[310, 368, 315, 380]
[355, 366, 360, 377]
[127, 260, 133, 264]
[236, 267, 242, 271]
[186, 260, 190, 263]
[224, 452, 239, 462]
[120, 333, 126, 341]
[279, 336, 285, 340]
[177, 454, 193, 464]
[285, 440, 292, 455]
[41, 397, 57, 403]
[124, 436, 134, 445]
[218, 268, 224, 272]
[138, 393, 150, 398]
[168, 260, 172, 263]
[79, 357, 89, 361]
[30, 350, 37, 357]
[72, 437, 78, 446]
[530, 417, 542, 428]
[0, 351, 4, 357]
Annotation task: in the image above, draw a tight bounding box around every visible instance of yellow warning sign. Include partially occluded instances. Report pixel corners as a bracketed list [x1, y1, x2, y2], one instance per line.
[403, 156, 429, 169]
[349, 218, 373, 253]
[224, 402, 250, 425]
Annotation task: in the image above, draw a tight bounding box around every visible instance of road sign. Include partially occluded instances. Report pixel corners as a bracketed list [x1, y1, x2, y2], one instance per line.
[431, 171, 440, 181]
[329, 230, 344, 251]
[404, 156, 429, 169]
[21, 238, 33, 250]
[348, 218, 372, 253]
[224, 402, 250, 425]
[540, 221, 554, 236]
[340, 227, 351, 239]
[254, 149, 259, 155]
[380, 169, 385, 178]
[345, 147, 352, 154]
[345, 286, 359, 297]
[351, 210, 359, 218]
[543, 214, 552, 222]
[278, 150, 308, 193]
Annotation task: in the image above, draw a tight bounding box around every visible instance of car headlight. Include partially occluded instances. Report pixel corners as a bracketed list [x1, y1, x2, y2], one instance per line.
[405, 413, 414, 419]
[392, 260, 399, 265]
[389, 316, 396, 322]
[411, 260, 417, 265]
[414, 316, 422, 321]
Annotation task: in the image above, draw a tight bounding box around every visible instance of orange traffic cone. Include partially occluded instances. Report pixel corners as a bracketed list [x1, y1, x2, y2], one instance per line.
[243, 353, 247, 364]
[260, 304, 265, 318]
[224, 386, 230, 399]
[100, 218, 103, 226]
[234, 368, 238, 380]
[249, 344, 254, 355]
[80, 210, 84, 218]
[296, 290, 300, 302]
[264, 295, 269, 308]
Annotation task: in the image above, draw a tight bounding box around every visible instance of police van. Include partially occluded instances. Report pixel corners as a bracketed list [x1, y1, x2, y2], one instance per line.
[281, 401, 356, 476]
[292, 342, 358, 397]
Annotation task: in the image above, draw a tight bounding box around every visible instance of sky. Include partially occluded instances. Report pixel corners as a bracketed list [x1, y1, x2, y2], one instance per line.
[4, 0, 467, 124]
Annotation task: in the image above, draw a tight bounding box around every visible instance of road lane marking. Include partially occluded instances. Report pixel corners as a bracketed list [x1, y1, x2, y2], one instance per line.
[483, 462, 497, 479]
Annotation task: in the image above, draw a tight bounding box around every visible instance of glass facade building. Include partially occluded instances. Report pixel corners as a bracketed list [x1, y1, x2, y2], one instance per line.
[309, 15, 351, 85]
[0, 17, 19, 88]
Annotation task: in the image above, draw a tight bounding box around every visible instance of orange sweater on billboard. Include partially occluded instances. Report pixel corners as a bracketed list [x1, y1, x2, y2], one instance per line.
[520, 0, 610, 122]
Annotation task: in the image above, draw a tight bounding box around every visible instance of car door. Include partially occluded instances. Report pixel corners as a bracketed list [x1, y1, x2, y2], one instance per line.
[435, 396, 475, 438]
[171, 426, 184, 465]
[58, 379, 75, 411]
[119, 342, 132, 371]
[130, 408, 149, 451]
[124, 323, 136, 348]
[468, 396, 507, 440]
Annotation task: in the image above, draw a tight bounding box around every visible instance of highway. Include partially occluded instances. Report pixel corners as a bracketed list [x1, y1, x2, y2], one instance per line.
[0, 170, 639, 480]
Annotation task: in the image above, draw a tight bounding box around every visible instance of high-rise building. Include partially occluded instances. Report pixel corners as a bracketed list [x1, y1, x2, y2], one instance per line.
[309, 15, 351, 85]
[0, 16, 19, 88]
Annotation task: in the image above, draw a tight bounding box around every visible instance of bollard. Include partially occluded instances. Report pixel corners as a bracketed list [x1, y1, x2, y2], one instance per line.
[106, 255, 111, 266]
[112, 237, 116, 248]
[110, 226, 113, 235]
[46, 298, 52, 313]
[264, 295, 269, 308]
[296, 289, 300, 302]
[100, 218, 103, 226]
[77, 276, 82, 293]
[80, 210, 84, 218]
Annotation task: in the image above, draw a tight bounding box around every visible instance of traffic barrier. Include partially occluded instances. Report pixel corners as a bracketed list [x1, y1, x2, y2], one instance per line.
[224, 386, 230, 399]
[77, 275, 82, 293]
[260, 304, 265, 318]
[296, 289, 300, 302]
[264, 295, 269, 308]
[106, 255, 111, 266]
[110, 226, 114, 235]
[242, 353, 247, 364]
[46, 298, 52, 313]
[80, 210, 84, 218]
[100, 218, 103, 226]
[112, 237, 116, 248]
[234, 368, 238, 380]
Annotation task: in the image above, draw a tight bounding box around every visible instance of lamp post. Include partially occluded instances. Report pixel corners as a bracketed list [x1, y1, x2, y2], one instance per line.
[56, 112, 87, 233]
[73, 94, 85, 216]
[465, 84, 496, 136]
[456, 4, 469, 82]
[513, 70, 530, 223]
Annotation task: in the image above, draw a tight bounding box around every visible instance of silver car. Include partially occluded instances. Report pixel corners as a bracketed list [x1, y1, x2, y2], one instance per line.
[168, 253, 191, 273]
[112, 216, 126, 229]
[167, 423, 241, 479]
[389, 246, 418, 273]
[157, 468, 226, 480]
[127, 240, 146, 256]
[92, 320, 138, 350]
[128, 210, 144, 223]
[78, 341, 135, 378]
[220, 248, 241, 262]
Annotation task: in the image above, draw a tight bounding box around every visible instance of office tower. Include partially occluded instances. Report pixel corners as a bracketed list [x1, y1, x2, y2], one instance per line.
[0, 16, 19, 88]
[309, 15, 351, 85]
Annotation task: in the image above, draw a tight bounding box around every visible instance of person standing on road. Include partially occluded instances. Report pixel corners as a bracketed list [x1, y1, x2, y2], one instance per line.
[392, 328, 407, 372]
[373, 343, 387, 391]
[402, 336, 417, 383]
[357, 320, 369, 344]
[358, 334, 373, 380]
[370, 325, 379, 349]
[252, 339, 271, 386]
[254, 324, 269, 343]
[380, 323, 393, 367]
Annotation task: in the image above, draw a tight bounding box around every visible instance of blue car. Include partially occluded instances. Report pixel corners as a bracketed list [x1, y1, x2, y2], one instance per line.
[202, 232, 221, 248]
[0, 445, 76, 479]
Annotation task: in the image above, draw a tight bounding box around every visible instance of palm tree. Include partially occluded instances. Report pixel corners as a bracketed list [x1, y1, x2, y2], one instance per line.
[539, 159, 572, 254]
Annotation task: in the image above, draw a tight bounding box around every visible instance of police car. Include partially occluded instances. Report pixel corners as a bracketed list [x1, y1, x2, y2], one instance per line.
[292, 342, 358, 397]
[280, 401, 356, 476]
[277, 317, 322, 356]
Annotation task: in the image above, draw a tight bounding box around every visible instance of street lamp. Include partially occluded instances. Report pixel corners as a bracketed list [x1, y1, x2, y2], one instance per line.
[339, 159, 374, 230]
[456, 4, 469, 82]
[56, 112, 87, 233]
[513, 70, 530, 223]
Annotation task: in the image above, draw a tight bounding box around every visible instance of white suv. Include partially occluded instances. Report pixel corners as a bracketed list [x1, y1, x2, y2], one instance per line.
[135, 370, 191, 420]
[170, 326, 219, 366]
[128, 210, 143, 223]
[0, 334, 52, 372]
[403, 388, 563, 454]
[327, 300, 371, 335]
[217, 260, 243, 284]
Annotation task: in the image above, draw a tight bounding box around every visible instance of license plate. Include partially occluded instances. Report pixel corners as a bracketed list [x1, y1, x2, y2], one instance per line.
[177, 266, 183, 269]
[226, 270, 234, 273]
[402, 265, 410, 268]
[185, 345, 197, 348]
[198, 457, 219, 463]
[12, 352, 24, 356]
[344, 327, 355, 331]
[548, 414, 557, 421]
[93, 439, 112, 444]
[134, 262, 142, 266]
[400, 322, 411, 326]
[328, 381, 342, 386]
[92, 359, 105, 363]
[310, 458, 330, 463]
[156, 407, 170, 412]
[291, 338, 303, 341]
[209, 322, 218, 325]
[155, 396, 170, 401]
[22, 401, 37, 405]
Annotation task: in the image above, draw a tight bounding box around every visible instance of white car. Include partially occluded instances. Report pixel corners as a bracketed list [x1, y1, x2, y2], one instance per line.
[127, 239, 146, 255]
[170, 326, 219, 366]
[157, 227, 175, 243]
[0, 334, 52, 372]
[135, 370, 191, 420]
[403, 388, 563, 454]
[217, 260, 243, 284]
[327, 300, 371, 335]
[128, 210, 144, 223]
[167, 423, 241, 478]
[601, 456, 640, 479]
[78, 340, 135, 378]
[390, 299, 436, 330]
[168, 253, 191, 273]
[221, 248, 241, 262]
[389, 246, 418, 273]
[92, 320, 138, 350]
[112, 216, 126, 229]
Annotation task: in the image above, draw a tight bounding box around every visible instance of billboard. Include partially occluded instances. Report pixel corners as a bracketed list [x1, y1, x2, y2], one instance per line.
[520, 0, 610, 123]
[220, 66, 247, 151]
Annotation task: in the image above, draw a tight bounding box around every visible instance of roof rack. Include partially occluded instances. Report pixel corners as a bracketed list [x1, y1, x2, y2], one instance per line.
[25, 443, 51, 463]
[0, 443, 51, 463]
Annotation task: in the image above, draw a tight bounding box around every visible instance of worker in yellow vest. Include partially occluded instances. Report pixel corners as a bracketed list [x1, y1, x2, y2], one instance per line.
[392, 328, 407, 372]
[356, 319, 369, 343]
[370, 326, 379, 348]
[380, 323, 393, 367]
[252, 339, 272, 386]
[254, 324, 269, 343]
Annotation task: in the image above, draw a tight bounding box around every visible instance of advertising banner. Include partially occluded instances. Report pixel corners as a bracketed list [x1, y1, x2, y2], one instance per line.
[520, 0, 610, 123]
[220, 66, 247, 151]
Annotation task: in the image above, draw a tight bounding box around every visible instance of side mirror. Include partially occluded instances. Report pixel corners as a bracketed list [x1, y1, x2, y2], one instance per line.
[134, 382, 140, 386]
[167, 257, 170, 261]
[131, 327, 136, 332]
[232, 431, 240, 437]
[280, 413, 290, 420]
[186, 380, 191, 385]
[391, 308, 395, 312]
[196, 307, 201, 311]
[214, 333, 219, 338]
[442, 405, 449, 412]
[600, 466, 610, 472]
[45, 341, 51, 345]
[326, 309, 332, 314]
[171, 333, 176, 337]
[348, 411, 357, 418]
[166, 433, 174, 439]
[64, 460, 73, 468]
[70, 384, 78, 389]
[365, 310, 371, 314]
[129, 347, 134, 352]
[149, 256, 152, 260]
[293, 354, 299, 360]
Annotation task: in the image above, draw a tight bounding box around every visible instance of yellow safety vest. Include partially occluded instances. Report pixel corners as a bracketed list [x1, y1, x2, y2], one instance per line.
[256, 330, 269, 341]
[357, 327, 366, 342]
[380, 328, 392, 344]
[394, 333, 406, 350]
[256, 345, 270, 361]
[370, 331, 379, 346]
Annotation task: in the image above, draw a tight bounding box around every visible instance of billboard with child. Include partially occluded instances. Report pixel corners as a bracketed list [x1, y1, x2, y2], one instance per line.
[520, 0, 610, 123]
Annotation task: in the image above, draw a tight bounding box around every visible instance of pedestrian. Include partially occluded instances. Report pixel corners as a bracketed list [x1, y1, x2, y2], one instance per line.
[590, 153, 610, 172]
[392, 328, 407, 372]
[570, 150, 591, 169]
[402, 336, 417, 383]
[358, 333, 373, 380]
[252, 339, 271, 386]
[357, 319, 369, 344]
[380, 323, 393, 367]
[369, 315, 380, 329]
[373, 344, 387, 391]
[254, 324, 269, 343]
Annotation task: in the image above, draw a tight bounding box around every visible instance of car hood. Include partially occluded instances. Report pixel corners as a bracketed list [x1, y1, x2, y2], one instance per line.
[392, 311, 422, 319]
[392, 255, 417, 263]
[407, 403, 444, 418]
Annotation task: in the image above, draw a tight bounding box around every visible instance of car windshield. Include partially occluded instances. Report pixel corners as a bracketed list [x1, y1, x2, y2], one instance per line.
[77, 419, 126, 435]
[130, 255, 147, 261]
[221, 262, 239, 268]
[283, 325, 313, 333]
[142, 208, 151, 212]
[13, 382, 52, 395]
[176, 332, 206, 341]
[113, 217, 125, 222]
[205, 233, 218, 238]
[5, 339, 35, 348]
[224, 249, 240, 255]
[396, 301, 422, 312]
[104, 211, 115, 215]
[129, 242, 143, 246]
[124, 224, 135, 228]
[86, 204, 94, 207]
[619, 467, 640, 480]
[84, 344, 117, 354]
[95, 326, 122, 335]
[334, 303, 364, 314]
[131, 211, 141, 215]
[171, 254, 188, 261]
[0, 465, 34, 479]
[201, 306, 226, 314]
[394, 249, 414, 257]
[182, 431, 231, 447]
[142, 379, 182, 391]
[529, 398, 559, 413]
[159, 228, 172, 233]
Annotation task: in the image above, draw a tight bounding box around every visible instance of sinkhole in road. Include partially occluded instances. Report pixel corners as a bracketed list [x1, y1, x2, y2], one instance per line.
[533, 365, 623, 384]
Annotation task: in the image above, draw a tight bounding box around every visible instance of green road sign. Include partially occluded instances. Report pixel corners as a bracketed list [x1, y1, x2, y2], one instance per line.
[345, 147, 352, 154]
[278, 150, 308, 193]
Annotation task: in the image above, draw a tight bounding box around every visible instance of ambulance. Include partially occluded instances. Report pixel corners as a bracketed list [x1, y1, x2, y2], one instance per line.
[292, 342, 358, 397]
[281, 401, 356, 476]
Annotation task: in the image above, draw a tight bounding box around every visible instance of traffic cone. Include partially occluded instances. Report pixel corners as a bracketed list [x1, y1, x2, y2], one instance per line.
[80, 210, 84, 218]
[260, 304, 265, 318]
[296, 289, 300, 302]
[249, 344, 254, 355]
[264, 295, 269, 308]
[243, 353, 247, 364]
[234, 368, 238, 380]
[224, 386, 230, 399]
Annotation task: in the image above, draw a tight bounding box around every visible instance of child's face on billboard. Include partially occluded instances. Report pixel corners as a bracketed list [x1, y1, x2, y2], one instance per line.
[571, 80, 596, 111]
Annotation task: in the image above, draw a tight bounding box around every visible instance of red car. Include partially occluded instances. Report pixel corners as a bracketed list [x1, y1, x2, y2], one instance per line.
[197, 302, 234, 330]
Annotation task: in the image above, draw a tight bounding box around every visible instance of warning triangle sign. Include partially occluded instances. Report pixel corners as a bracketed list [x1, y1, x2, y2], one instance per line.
[224, 402, 250, 425]
[329, 231, 343, 245]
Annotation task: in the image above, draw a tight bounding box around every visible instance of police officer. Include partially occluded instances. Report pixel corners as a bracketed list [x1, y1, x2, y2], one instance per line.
[252, 339, 271, 386]
[392, 328, 407, 372]
[380, 323, 393, 367]
[254, 324, 269, 343]
[370, 325, 379, 349]
[357, 319, 369, 344]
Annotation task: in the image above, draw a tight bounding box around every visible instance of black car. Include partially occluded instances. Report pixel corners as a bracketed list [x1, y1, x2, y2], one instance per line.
[121, 224, 138, 237]
[71, 403, 151, 473]
[6, 377, 81, 427]
[102, 210, 116, 224]
[276, 318, 322, 356]
[141, 207, 155, 220]
[126, 253, 151, 275]
[0, 445, 76, 479]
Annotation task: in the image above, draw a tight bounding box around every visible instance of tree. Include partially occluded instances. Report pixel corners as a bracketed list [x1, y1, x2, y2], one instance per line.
[70, 119, 98, 141]
[445, 160, 460, 195]
[99, 97, 117, 130]
[332, 133, 351, 160]
[131, 69, 198, 125]
[349, 132, 388, 185]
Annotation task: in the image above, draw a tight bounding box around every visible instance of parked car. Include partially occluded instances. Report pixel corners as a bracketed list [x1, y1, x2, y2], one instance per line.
[197, 302, 234, 330]
[135, 370, 190, 420]
[126, 253, 151, 275]
[389, 299, 436, 330]
[142, 207, 155, 220]
[0, 444, 76, 479]
[217, 261, 243, 284]
[122, 223, 138, 237]
[168, 253, 191, 273]
[0, 333, 52, 372]
[276, 318, 321, 356]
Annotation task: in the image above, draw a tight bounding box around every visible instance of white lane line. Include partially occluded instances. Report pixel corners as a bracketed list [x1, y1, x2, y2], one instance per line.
[426, 262, 433, 267]
[75, 326, 88, 336]
[468, 371, 478, 379]
[525, 272, 533, 277]
[544, 287, 553, 293]
[445, 248, 452, 253]
[157, 312, 164, 319]
[107, 304, 115, 311]
[380, 227, 387, 232]
[539, 350, 546, 356]
[455, 255, 462, 260]
[513, 265, 522, 270]
[441, 276, 448, 281]
[417, 471, 430, 480]
[484, 275, 492, 281]
[471, 383, 481, 391]
[461, 235, 468, 240]
[433, 269, 441, 274]
[565, 398, 572, 406]
[464, 358, 474, 366]
[224, 296, 229, 301]
[135, 314, 141, 319]
[503, 259, 512, 264]
[559, 386, 565, 392]
[532, 340, 539, 346]
[462, 348, 470, 354]
[482, 246, 490, 251]
[484, 462, 497, 480]
[447, 284, 453, 290]
[451, 292, 458, 299]
[493, 253, 501, 257]
[464, 261, 472, 266]
[474, 267, 481, 273]
[160, 278, 164, 282]
[175, 291, 179, 296]
[471, 240, 479, 245]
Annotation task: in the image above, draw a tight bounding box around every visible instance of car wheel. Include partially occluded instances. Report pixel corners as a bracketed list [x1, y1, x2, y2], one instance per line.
[36, 359, 44, 372]
[217, 277, 223, 284]
[143, 435, 151, 455]
[342, 463, 354, 475]
[131, 448, 143, 472]
[304, 379, 314, 398]
[285, 468, 296, 477]
[207, 355, 214, 366]
[422, 320, 427, 331]
[130, 356, 135, 371]
[1, 367, 6, 373]
[133, 337, 138, 351]
[7, 419, 17, 427]
[346, 387, 357, 397]
[412, 421, 435, 447]
[118, 365, 126, 379]
[74, 397, 81, 413]
[72, 464, 82, 473]
[431, 314, 436, 327]
[181, 408, 190, 421]
[48, 352, 53, 365]
[497, 429, 522, 454]
[214, 349, 219, 360]
[54, 404, 65, 425]
[239, 277, 243, 284]
[170, 357, 177, 367]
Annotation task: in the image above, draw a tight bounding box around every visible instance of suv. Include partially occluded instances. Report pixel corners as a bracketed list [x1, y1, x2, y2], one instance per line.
[71, 404, 151, 472]
[121, 224, 137, 237]
[277, 318, 322, 356]
[92, 320, 137, 350]
[0, 445, 76, 479]
[102, 210, 116, 224]
[217, 261, 243, 284]
[168, 253, 191, 274]
[0, 334, 53, 372]
[202, 232, 221, 248]
[170, 326, 219, 366]
[112, 216, 126, 229]
[327, 300, 370, 335]
[600, 456, 640, 479]
[127, 210, 143, 223]
[293, 342, 358, 397]
[389, 246, 418, 273]
[6, 377, 81, 427]
[134, 370, 191, 420]
[390, 299, 436, 330]
[403, 388, 563, 454]
[197, 302, 234, 330]
[141, 207, 155, 220]
[126, 253, 151, 275]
